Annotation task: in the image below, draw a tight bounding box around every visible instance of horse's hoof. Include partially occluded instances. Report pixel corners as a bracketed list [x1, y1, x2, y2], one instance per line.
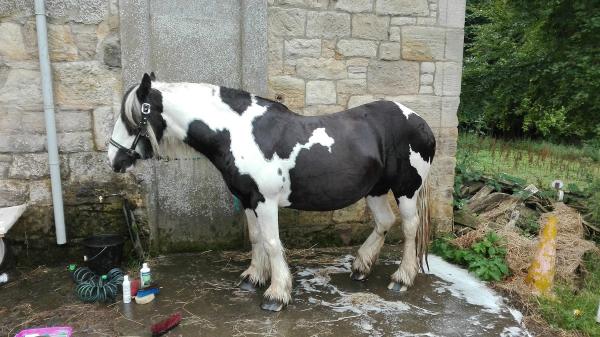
[388, 281, 408, 292]
[351, 271, 368, 282]
[260, 299, 285, 312]
[238, 277, 257, 292]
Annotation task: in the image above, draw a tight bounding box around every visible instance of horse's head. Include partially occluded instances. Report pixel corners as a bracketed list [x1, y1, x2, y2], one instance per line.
[108, 72, 166, 172]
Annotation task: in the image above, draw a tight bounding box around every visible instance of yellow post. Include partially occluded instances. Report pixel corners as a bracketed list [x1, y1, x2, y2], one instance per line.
[525, 215, 558, 295]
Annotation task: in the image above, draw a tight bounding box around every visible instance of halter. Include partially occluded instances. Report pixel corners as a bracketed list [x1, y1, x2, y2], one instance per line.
[109, 102, 152, 159]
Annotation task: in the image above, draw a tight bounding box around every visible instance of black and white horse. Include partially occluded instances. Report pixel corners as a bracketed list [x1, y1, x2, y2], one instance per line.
[108, 73, 436, 311]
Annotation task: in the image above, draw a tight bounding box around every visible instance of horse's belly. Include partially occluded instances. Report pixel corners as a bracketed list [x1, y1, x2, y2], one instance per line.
[286, 145, 382, 211]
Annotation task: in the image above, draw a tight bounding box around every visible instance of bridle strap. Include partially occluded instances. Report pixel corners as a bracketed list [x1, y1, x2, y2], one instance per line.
[109, 102, 151, 159]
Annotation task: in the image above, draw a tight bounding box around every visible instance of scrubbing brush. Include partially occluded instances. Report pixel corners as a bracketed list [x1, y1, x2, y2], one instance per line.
[150, 312, 182, 337]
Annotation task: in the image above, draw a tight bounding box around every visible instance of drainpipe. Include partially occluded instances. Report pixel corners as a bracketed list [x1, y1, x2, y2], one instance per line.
[35, 0, 67, 245]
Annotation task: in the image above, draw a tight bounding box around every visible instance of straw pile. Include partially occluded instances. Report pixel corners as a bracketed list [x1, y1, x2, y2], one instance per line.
[453, 199, 597, 284]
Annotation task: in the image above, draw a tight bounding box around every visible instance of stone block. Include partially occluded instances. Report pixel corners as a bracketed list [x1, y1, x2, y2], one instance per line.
[268, 7, 306, 37]
[53, 61, 117, 109]
[379, 42, 401, 60]
[445, 29, 464, 61]
[439, 0, 466, 28]
[68, 152, 115, 183]
[442, 96, 460, 127]
[391, 17, 417, 25]
[285, 39, 321, 58]
[421, 73, 434, 85]
[384, 95, 442, 128]
[71, 24, 98, 60]
[298, 210, 333, 226]
[268, 34, 284, 76]
[58, 131, 94, 153]
[296, 58, 347, 80]
[352, 14, 389, 40]
[437, 127, 458, 157]
[268, 75, 305, 110]
[367, 60, 419, 95]
[321, 39, 336, 58]
[306, 11, 351, 39]
[0, 162, 9, 178]
[0, 22, 28, 60]
[333, 199, 366, 223]
[28, 179, 52, 205]
[337, 79, 367, 95]
[336, 39, 377, 58]
[0, 180, 28, 207]
[433, 62, 462, 96]
[92, 106, 116, 151]
[56, 111, 92, 132]
[375, 0, 429, 16]
[402, 26, 446, 61]
[0, 133, 46, 153]
[335, 0, 374, 13]
[102, 33, 121, 68]
[0, 66, 42, 110]
[389, 26, 401, 42]
[421, 62, 435, 73]
[9, 153, 50, 179]
[47, 23, 78, 61]
[419, 86, 433, 94]
[347, 95, 376, 108]
[417, 17, 437, 25]
[306, 81, 336, 105]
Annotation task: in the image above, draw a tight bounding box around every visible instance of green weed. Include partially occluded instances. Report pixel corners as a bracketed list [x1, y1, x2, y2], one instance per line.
[432, 232, 510, 281]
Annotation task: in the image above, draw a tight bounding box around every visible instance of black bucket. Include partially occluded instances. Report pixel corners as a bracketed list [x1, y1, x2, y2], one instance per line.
[82, 234, 125, 275]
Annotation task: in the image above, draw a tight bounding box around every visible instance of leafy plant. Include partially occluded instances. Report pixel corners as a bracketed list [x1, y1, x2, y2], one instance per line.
[431, 232, 510, 281]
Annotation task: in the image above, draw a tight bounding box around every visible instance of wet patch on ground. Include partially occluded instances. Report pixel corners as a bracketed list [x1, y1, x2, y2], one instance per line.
[0, 246, 530, 336]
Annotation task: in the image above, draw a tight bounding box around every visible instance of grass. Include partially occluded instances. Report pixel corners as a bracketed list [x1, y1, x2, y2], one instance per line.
[457, 133, 600, 189]
[455, 133, 600, 336]
[537, 253, 600, 336]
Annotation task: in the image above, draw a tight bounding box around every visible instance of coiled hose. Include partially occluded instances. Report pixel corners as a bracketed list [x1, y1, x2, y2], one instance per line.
[69, 265, 125, 303]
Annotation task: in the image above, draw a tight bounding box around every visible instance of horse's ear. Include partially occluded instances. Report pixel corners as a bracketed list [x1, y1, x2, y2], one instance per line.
[150, 72, 156, 81]
[137, 73, 152, 100]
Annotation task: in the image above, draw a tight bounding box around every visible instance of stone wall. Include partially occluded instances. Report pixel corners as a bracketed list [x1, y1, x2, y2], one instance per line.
[0, 0, 143, 262]
[0, 0, 464, 263]
[267, 0, 464, 234]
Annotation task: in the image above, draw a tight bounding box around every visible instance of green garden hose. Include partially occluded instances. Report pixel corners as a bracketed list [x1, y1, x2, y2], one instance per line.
[69, 265, 125, 303]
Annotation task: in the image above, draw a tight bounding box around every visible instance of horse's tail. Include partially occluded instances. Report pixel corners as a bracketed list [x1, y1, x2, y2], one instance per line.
[415, 175, 432, 273]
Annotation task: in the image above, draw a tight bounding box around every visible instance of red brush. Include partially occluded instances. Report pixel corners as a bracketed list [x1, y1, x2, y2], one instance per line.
[150, 312, 182, 337]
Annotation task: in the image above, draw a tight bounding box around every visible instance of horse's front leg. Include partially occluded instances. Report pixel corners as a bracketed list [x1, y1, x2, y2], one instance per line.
[239, 209, 270, 291]
[256, 199, 292, 312]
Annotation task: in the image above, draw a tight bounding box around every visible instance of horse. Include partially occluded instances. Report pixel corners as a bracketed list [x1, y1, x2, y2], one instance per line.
[108, 73, 436, 312]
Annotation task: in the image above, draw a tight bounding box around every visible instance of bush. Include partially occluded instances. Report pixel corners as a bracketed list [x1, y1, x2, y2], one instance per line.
[460, 0, 600, 143]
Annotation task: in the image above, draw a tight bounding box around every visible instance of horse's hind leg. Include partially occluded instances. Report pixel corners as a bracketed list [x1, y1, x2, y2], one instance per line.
[388, 194, 419, 292]
[239, 209, 270, 291]
[351, 194, 396, 281]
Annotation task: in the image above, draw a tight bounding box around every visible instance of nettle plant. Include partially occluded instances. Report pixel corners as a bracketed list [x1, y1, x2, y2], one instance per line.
[432, 232, 510, 281]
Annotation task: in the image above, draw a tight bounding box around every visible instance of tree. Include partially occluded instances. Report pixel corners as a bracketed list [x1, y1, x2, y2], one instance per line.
[460, 0, 600, 142]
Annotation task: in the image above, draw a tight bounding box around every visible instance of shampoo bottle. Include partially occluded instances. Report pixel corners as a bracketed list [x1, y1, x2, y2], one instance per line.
[140, 262, 152, 288]
[122, 275, 131, 304]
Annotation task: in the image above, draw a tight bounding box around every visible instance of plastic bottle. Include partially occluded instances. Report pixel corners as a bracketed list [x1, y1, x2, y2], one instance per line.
[140, 263, 152, 288]
[0, 273, 8, 284]
[122, 275, 131, 304]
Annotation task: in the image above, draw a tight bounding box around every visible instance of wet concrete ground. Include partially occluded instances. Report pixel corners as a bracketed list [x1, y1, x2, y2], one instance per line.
[0, 246, 530, 336]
